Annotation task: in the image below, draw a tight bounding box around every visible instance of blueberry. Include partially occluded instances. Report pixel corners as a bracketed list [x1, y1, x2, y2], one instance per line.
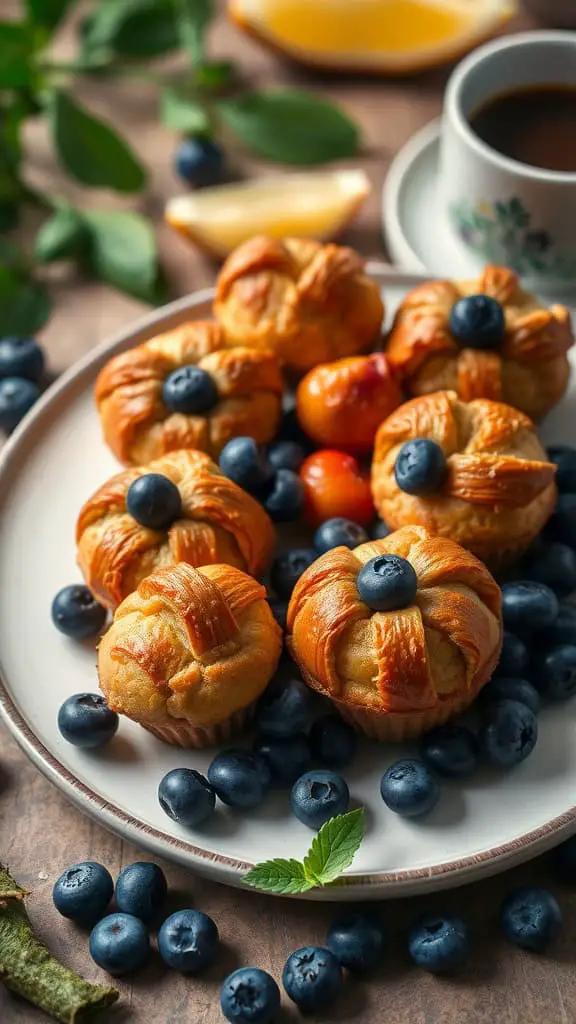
[480, 699, 538, 769]
[477, 677, 541, 716]
[268, 598, 288, 630]
[394, 438, 447, 495]
[380, 758, 440, 818]
[115, 862, 167, 924]
[536, 644, 576, 701]
[253, 734, 311, 786]
[357, 554, 417, 612]
[270, 548, 316, 600]
[158, 768, 216, 827]
[420, 725, 479, 779]
[551, 836, 576, 884]
[408, 914, 470, 973]
[371, 518, 391, 540]
[282, 946, 342, 1011]
[220, 967, 281, 1024]
[219, 437, 273, 496]
[546, 493, 576, 547]
[207, 749, 271, 809]
[255, 677, 315, 738]
[501, 887, 563, 951]
[162, 365, 218, 415]
[497, 631, 530, 678]
[126, 473, 181, 530]
[540, 601, 576, 647]
[174, 136, 224, 187]
[51, 584, 107, 639]
[52, 861, 113, 925]
[158, 909, 219, 972]
[309, 714, 357, 769]
[501, 582, 559, 631]
[264, 469, 305, 523]
[0, 377, 40, 432]
[58, 693, 119, 749]
[268, 440, 305, 473]
[290, 770, 350, 830]
[547, 444, 576, 493]
[522, 542, 576, 597]
[0, 336, 45, 382]
[89, 913, 150, 975]
[314, 517, 369, 554]
[326, 912, 385, 971]
[449, 293, 506, 349]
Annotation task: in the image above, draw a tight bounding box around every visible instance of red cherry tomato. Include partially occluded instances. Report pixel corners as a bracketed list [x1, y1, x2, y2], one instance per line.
[300, 450, 375, 528]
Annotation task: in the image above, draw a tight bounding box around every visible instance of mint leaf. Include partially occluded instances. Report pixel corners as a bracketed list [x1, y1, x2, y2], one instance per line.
[244, 859, 314, 896]
[303, 808, 365, 886]
[194, 60, 236, 91]
[161, 88, 210, 135]
[49, 89, 146, 193]
[26, 0, 73, 31]
[218, 90, 360, 166]
[174, 0, 214, 65]
[83, 210, 159, 302]
[0, 22, 35, 88]
[35, 206, 88, 263]
[81, 0, 180, 59]
[0, 268, 52, 336]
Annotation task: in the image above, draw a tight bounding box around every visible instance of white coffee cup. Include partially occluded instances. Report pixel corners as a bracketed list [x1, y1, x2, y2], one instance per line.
[438, 31, 576, 292]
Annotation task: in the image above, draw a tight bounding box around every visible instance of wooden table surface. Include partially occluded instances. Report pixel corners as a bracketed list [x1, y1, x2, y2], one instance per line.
[3, 4, 575, 1023]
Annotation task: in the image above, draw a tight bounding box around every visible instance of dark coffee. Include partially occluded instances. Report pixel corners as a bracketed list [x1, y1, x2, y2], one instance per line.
[469, 85, 576, 173]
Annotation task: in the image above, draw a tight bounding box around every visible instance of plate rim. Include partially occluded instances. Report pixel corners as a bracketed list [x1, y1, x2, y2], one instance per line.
[382, 116, 441, 275]
[1, 264, 575, 900]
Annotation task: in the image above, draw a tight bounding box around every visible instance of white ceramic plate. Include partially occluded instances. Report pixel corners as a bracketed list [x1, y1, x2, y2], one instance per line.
[1, 266, 576, 902]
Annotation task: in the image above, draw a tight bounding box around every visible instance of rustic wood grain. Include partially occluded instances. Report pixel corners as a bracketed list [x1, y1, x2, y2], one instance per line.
[4, 3, 575, 1022]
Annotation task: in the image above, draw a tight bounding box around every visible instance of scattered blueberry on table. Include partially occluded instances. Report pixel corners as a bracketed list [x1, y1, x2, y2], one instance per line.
[268, 440, 306, 473]
[480, 699, 538, 769]
[158, 909, 219, 972]
[309, 713, 357, 769]
[162, 365, 218, 414]
[408, 914, 470, 973]
[0, 336, 45, 382]
[0, 377, 41, 432]
[357, 553, 418, 611]
[89, 912, 150, 976]
[158, 768, 216, 828]
[220, 967, 281, 1024]
[326, 911, 386, 972]
[253, 734, 312, 786]
[270, 547, 316, 599]
[57, 693, 119, 749]
[394, 438, 447, 495]
[380, 758, 440, 818]
[501, 581, 559, 631]
[420, 724, 479, 779]
[540, 601, 576, 648]
[522, 541, 576, 597]
[282, 946, 343, 1011]
[536, 645, 576, 701]
[264, 468, 305, 522]
[174, 136, 224, 187]
[314, 516, 368, 553]
[52, 861, 113, 925]
[477, 677, 541, 716]
[291, 769, 350, 830]
[255, 676, 315, 738]
[51, 584, 107, 639]
[114, 862, 167, 924]
[207, 749, 271, 810]
[219, 437, 273, 496]
[500, 887, 563, 951]
[449, 294, 505, 349]
[126, 473, 181, 529]
[547, 444, 576, 493]
[497, 631, 530, 678]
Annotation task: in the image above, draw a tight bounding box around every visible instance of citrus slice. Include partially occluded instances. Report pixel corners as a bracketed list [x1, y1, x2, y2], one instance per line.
[165, 170, 370, 258]
[228, 0, 517, 75]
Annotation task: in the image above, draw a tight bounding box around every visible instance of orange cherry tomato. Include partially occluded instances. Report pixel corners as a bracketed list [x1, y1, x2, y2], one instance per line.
[296, 353, 402, 455]
[300, 449, 375, 527]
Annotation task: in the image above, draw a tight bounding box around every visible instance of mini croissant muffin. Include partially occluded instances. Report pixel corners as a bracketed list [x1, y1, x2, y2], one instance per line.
[95, 319, 283, 465]
[214, 236, 384, 376]
[77, 449, 275, 609]
[371, 391, 557, 567]
[287, 526, 502, 741]
[98, 562, 282, 747]
[386, 264, 573, 420]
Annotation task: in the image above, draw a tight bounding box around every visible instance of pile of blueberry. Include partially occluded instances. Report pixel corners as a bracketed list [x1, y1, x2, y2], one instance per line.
[0, 335, 47, 433]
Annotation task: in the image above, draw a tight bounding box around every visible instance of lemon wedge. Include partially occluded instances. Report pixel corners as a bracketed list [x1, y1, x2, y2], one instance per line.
[165, 170, 370, 258]
[229, 0, 517, 75]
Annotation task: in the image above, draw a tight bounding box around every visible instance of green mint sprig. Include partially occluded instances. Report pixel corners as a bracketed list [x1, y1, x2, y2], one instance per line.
[243, 808, 365, 895]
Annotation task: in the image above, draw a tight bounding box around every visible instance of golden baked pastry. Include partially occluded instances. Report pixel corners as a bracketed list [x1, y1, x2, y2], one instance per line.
[287, 526, 502, 741]
[386, 264, 573, 420]
[95, 319, 283, 464]
[214, 236, 384, 375]
[77, 449, 275, 609]
[371, 390, 556, 566]
[98, 562, 282, 747]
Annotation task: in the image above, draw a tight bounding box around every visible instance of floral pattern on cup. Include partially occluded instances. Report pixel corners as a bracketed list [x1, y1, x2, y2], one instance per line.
[450, 197, 576, 280]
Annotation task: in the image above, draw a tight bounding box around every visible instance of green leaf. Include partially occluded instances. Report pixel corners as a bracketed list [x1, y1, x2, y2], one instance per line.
[174, 0, 214, 64]
[48, 88, 146, 193]
[160, 87, 210, 134]
[218, 90, 361, 166]
[83, 210, 159, 302]
[35, 206, 88, 263]
[303, 808, 365, 886]
[243, 859, 314, 896]
[194, 59, 236, 90]
[0, 268, 52, 335]
[81, 0, 180, 59]
[0, 22, 35, 88]
[26, 0, 73, 30]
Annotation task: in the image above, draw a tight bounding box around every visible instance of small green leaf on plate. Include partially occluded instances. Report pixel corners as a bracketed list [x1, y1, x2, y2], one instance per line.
[49, 89, 146, 193]
[243, 858, 314, 895]
[303, 808, 365, 886]
[0, 22, 35, 88]
[160, 88, 210, 135]
[0, 268, 52, 336]
[83, 210, 159, 302]
[26, 0, 74, 31]
[34, 206, 88, 263]
[218, 90, 361, 166]
[174, 0, 214, 64]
